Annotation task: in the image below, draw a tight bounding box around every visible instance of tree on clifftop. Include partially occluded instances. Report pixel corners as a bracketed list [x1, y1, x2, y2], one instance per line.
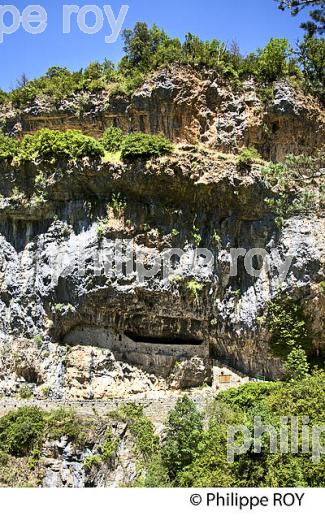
[276, 0, 325, 35]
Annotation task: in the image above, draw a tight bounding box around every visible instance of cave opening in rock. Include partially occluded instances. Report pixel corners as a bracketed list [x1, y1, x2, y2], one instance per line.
[124, 331, 203, 345]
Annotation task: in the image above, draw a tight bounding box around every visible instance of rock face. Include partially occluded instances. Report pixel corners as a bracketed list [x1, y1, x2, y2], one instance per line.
[1, 66, 324, 162]
[0, 141, 324, 396]
[0, 68, 324, 398]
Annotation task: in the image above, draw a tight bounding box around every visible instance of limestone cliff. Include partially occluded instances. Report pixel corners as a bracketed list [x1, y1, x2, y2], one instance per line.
[2, 66, 324, 162]
[0, 68, 324, 401]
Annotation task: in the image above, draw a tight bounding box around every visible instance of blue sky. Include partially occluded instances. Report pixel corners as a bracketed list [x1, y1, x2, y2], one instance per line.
[0, 0, 308, 91]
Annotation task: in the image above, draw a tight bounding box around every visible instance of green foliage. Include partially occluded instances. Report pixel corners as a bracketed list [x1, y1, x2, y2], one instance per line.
[276, 1, 325, 36]
[218, 382, 280, 410]
[9, 64, 116, 109]
[33, 335, 43, 347]
[111, 192, 127, 215]
[0, 133, 20, 160]
[263, 153, 323, 222]
[267, 295, 312, 357]
[164, 372, 325, 487]
[161, 396, 203, 483]
[285, 347, 310, 381]
[143, 453, 171, 487]
[256, 38, 291, 82]
[212, 231, 221, 244]
[236, 147, 261, 170]
[19, 386, 33, 399]
[99, 427, 120, 461]
[118, 403, 159, 462]
[41, 386, 51, 398]
[83, 455, 101, 471]
[0, 407, 44, 457]
[120, 132, 174, 160]
[101, 126, 125, 153]
[120, 23, 298, 84]
[298, 35, 325, 102]
[176, 401, 246, 487]
[4, 21, 324, 108]
[18, 129, 105, 163]
[186, 279, 203, 299]
[0, 89, 8, 105]
[191, 225, 202, 246]
[45, 408, 81, 443]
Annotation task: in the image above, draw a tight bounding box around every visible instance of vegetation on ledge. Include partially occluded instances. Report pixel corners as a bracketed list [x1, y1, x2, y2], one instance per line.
[0, 17, 324, 109]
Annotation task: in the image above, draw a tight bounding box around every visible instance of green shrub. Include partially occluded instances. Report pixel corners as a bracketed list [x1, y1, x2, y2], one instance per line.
[267, 295, 312, 357]
[0, 407, 44, 457]
[186, 279, 203, 299]
[284, 347, 310, 381]
[45, 408, 81, 442]
[236, 147, 261, 170]
[256, 38, 291, 82]
[298, 35, 325, 104]
[0, 133, 20, 160]
[117, 403, 159, 462]
[101, 127, 125, 152]
[84, 455, 101, 471]
[0, 89, 8, 105]
[41, 386, 51, 398]
[33, 335, 43, 347]
[120, 132, 173, 160]
[111, 192, 126, 215]
[19, 385, 33, 399]
[218, 382, 279, 410]
[99, 427, 120, 461]
[18, 129, 105, 162]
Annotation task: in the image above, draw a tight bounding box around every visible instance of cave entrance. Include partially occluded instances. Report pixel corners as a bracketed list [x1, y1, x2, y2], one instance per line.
[124, 331, 203, 346]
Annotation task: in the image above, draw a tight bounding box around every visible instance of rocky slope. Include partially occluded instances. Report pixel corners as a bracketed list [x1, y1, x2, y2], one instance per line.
[1, 66, 324, 162]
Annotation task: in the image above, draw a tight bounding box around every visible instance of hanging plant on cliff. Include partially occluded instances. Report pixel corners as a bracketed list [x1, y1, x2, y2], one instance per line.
[267, 295, 312, 357]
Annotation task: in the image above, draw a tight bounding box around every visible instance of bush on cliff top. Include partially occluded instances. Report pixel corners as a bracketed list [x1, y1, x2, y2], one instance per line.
[18, 129, 105, 162]
[120, 132, 174, 160]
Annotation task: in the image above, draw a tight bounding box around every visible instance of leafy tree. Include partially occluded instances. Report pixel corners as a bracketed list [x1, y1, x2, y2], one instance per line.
[153, 38, 183, 68]
[257, 38, 292, 82]
[276, 1, 325, 36]
[218, 382, 279, 410]
[298, 35, 325, 101]
[284, 347, 310, 380]
[121, 22, 169, 72]
[162, 396, 203, 482]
